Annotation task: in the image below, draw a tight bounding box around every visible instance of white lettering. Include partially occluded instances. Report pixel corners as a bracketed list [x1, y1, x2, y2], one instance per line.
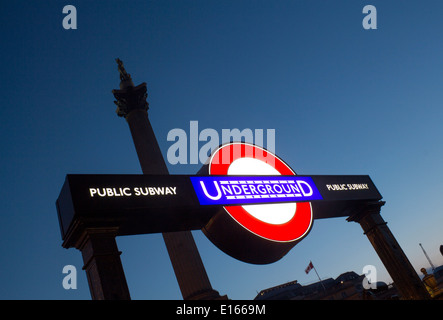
[113, 188, 121, 196]
[221, 184, 233, 195]
[290, 184, 300, 194]
[297, 181, 313, 197]
[123, 187, 131, 196]
[280, 184, 291, 193]
[327, 183, 369, 191]
[132, 186, 177, 196]
[273, 184, 283, 194]
[232, 185, 242, 195]
[200, 181, 222, 200]
[257, 185, 267, 194]
[241, 184, 251, 195]
[326, 184, 348, 191]
[89, 186, 178, 197]
[249, 185, 258, 194]
[176, 304, 211, 317]
[155, 187, 164, 195]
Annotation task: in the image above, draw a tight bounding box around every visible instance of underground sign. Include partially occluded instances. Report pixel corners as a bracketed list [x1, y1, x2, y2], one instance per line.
[57, 141, 382, 263]
[198, 142, 315, 264]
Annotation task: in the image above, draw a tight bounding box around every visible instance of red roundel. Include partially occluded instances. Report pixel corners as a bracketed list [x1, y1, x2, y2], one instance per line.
[208, 142, 313, 242]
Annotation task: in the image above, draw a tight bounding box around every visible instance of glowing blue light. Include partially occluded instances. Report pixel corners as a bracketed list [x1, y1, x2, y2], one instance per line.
[190, 176, 323, 206]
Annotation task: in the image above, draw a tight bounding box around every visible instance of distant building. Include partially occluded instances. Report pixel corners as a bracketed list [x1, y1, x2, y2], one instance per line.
[254, 271, 396, 300]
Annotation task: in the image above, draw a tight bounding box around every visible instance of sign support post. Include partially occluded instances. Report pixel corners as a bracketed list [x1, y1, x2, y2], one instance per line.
[78, 227, 131, 300]
[347, 201, 430, 299]
[112, 59, 222, 300]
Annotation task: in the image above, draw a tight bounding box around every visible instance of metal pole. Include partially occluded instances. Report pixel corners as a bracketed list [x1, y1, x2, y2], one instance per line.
[312, 264, 327, 293]
[419, 243, 435, 271]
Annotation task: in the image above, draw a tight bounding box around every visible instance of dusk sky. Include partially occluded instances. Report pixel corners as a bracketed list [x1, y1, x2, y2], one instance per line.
[1, 0, 443, 300]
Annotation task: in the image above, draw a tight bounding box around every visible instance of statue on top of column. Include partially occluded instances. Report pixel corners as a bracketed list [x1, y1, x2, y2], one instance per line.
[116, 58, 132, 82]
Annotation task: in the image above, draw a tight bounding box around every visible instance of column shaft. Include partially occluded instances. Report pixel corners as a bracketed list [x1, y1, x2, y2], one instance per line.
[79, 228, 131, 300]
[348, 202, 429, 299]
[125, 109, 221, 300]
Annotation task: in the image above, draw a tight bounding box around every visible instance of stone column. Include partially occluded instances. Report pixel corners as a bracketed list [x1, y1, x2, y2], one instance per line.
[347, 201, 430, 299]
[78, 227, 131, 300]
[112, 59, 222, 300]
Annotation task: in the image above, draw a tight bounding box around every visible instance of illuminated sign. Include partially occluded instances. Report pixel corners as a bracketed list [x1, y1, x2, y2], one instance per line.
[56, 143, 382, 262]
[202, 143, 313, 242]
[56, 174, 215, 241]
[88, 186, 177, 197]
[190, 176, 322, 206]
[196, 143, 382, 263]
[197, 142, 312, 263]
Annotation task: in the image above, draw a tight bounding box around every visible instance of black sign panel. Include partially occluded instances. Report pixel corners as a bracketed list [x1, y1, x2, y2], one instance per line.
[56, 174, 213, 243]
[56, 174, 382, 245]
[310, 175, 381, 202]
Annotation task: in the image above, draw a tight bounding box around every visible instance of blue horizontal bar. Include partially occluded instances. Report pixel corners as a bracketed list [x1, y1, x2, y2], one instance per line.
[190, 176, 323, 206]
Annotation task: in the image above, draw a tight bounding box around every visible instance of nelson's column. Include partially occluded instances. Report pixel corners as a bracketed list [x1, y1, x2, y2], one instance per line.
[112, 59, 223, 300]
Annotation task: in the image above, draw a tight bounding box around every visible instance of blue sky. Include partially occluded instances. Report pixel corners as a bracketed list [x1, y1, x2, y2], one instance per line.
[1, 0, 443, 299]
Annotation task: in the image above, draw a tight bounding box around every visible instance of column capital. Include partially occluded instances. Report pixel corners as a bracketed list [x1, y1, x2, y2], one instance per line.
[346, 200, 386, 223]
[112, 58, 149, 118]
[112, 83, 149, 118]
[346, 200, 430, 299]
[346, 201, 386, 236]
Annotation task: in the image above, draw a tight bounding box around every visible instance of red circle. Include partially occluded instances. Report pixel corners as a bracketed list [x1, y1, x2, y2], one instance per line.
[208, 142, 313, 242]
